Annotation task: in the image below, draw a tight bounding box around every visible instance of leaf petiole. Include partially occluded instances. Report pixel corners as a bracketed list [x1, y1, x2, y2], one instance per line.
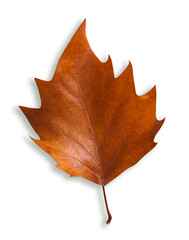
[102, 185, 112, 224]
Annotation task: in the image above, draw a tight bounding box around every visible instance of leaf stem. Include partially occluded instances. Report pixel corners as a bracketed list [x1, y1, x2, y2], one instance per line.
[102, 185, 112, 224]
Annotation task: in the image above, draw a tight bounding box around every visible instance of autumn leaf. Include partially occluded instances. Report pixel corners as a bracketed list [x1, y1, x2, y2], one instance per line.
[19, 19, 164, 224]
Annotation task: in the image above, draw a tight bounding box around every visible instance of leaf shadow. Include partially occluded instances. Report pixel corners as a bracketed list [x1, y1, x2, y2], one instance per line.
[114, 60, 129, 78]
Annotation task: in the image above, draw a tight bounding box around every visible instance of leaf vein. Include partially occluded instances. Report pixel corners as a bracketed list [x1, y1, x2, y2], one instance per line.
[58, 151, 101, 182]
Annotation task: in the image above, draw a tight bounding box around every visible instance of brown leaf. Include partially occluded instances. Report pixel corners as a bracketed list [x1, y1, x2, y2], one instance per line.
[19, 19, 164, 224]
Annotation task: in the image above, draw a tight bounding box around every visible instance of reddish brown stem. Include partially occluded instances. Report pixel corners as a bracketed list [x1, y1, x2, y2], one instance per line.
[102, 185, 112, 224]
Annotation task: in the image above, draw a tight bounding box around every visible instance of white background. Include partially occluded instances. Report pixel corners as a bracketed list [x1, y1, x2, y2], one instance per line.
[1, 0, 189, 239]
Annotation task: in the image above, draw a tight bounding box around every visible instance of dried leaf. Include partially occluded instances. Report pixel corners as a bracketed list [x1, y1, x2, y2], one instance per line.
[20, 19, 164, 224]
